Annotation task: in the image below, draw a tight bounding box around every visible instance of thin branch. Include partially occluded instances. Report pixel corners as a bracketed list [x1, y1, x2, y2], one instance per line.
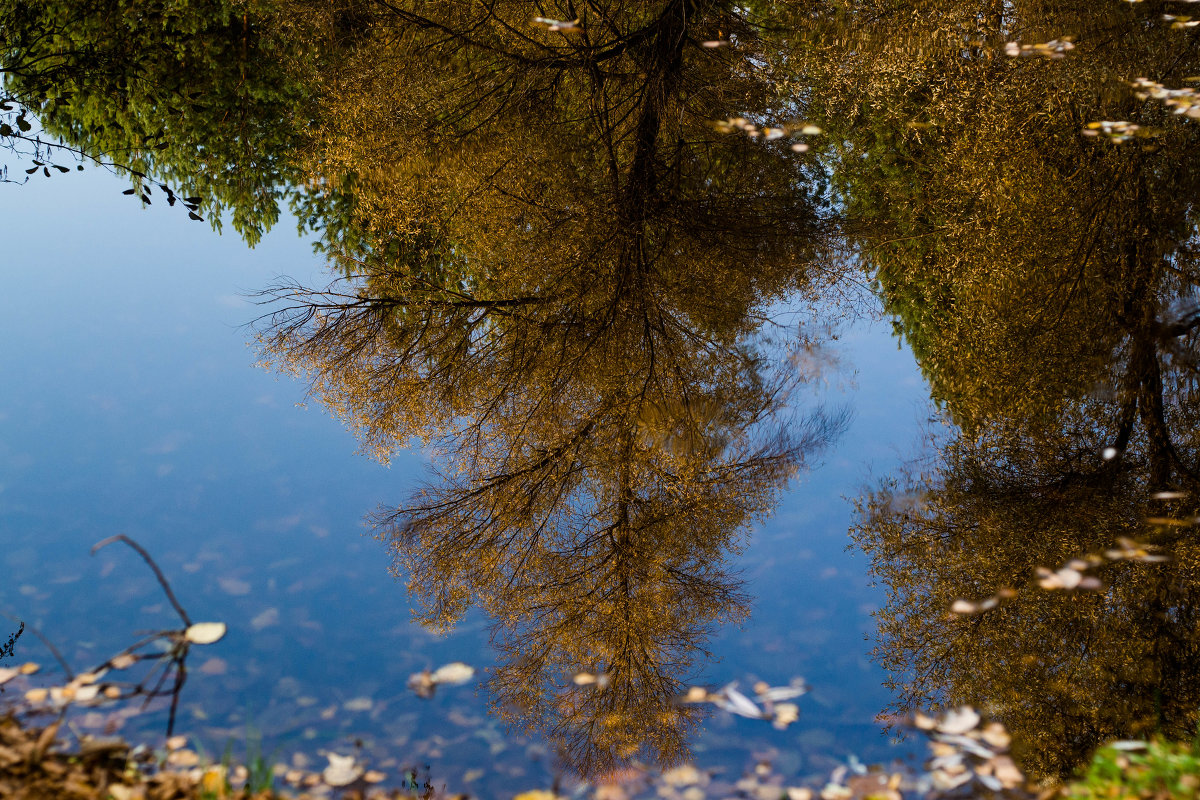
[91, 535, 192, 626]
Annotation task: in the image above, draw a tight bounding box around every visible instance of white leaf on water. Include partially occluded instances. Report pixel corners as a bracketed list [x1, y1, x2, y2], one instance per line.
[937, 706, 980, 735]
[430, 662, 475, 685]
[758, 681, 808, 702]
[717, 685, 763, 718]
[772, 702, 800, 729]
[184, 622, 227, 645]
[322, 753, 362, 787]
[1107, 740, 1149, 751]
[950, 599, 977, 615]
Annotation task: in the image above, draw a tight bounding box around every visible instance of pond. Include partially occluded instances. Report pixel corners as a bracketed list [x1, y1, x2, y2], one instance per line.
[1, 0, 1197, 795]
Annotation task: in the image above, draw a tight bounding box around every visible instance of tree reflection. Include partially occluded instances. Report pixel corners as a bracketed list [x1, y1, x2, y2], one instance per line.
[834, 0, 1200, 779]
[258, 0, 843, 776]
[806, 0, 1200, 430]
[856, 400, 1200, 779]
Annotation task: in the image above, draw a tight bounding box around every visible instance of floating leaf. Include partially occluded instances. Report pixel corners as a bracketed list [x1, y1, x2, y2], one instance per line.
[716, 685, 762, 718]
[407, 670, 435, 698]
[110, 653, 136, 670]
[531, 17, 580, 32]
[950, 599, 977, 615]
[343, 697, 373, 712]
[755, 678, 808, 702]
[772, 702, 800, 729]
[184, 622, 227, 645]
[913, 712, 937, 730]
[322, 753, 362, 787]
[661, 765, 705, 787]
[431, 662, 475, 685]
[937, 706, 981, 735]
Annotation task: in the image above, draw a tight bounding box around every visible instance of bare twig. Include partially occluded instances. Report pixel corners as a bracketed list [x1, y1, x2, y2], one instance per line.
[91, 535, 192, 626]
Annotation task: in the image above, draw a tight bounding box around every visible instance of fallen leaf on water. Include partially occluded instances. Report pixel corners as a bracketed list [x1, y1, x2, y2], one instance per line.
[184, 622, 227, 645]
[110, 653, 136, 670]
[937, 707, 980, 735]
[72, 685, 100, 703]
[573, 671, 610, 687]
[950, 599, 977, 615]
[755, 678, 808, 702]
[716, 685, 762, 718]
[322, 753, 362, 787]
[661, 765, 705, 787]
[772, 702, 800, 729]
[979, 722, 1011, 749]
[431, 662, 475, 685]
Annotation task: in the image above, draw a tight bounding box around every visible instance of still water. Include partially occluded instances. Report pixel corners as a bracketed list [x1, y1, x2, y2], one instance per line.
[1, 168, 929, 789]
[3, 0, 1198, 793]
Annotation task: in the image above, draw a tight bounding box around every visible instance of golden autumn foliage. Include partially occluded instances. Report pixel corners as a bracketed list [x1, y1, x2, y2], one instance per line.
[257, 0, 845, 775]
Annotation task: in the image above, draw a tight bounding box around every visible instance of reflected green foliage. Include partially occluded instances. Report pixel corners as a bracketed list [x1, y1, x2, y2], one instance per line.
[0, 0, 320, 242]
[0, 622, 21, 661]
[1069, 739, 1200, 800]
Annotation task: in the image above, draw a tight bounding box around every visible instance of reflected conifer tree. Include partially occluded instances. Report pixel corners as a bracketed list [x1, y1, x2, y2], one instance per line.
[259, 0, 843, 776]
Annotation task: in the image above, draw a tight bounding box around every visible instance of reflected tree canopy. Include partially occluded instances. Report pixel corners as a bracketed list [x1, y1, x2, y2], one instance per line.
[17, 0, 1200, 784]
[0, 0, 325, 242]
[807, 0, 1200, 429]
[839, 0, 1200, 781]
[256, 0, 845, 776]
[855, 401, 1200, 779]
